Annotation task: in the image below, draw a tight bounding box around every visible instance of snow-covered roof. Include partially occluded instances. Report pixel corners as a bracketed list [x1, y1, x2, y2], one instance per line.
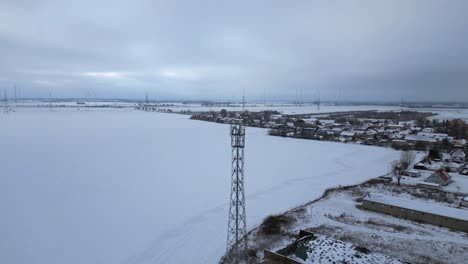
[403, 169, 420, 174]
[387, 124, 404, 129]
[421, 128, 434, 133]
[404, 135, 436, 143]
[416, 181, 440, 187]
[399, 121, 415, 126]
[364, 193, 468, 221]
[441, 153, 451, 160]
[417, 132, 450, 140]
[319, 119, 335, 125]
[451, 149, 466, 157]
[430, 169, 452, 181]
[303, 118, 318, 124]
[278, 234, 404, 264]
[340, 131, 356, 137]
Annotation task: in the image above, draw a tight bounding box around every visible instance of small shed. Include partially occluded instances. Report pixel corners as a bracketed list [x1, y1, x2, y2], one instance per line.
[340, 131, 356, 138]
[460, 167, 468, 176]
[451, 149, 466, 163]
[425, 169, 453, 186]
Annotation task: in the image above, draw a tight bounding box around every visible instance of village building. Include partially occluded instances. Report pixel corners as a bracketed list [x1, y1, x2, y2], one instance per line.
[445, 162, 463, 172]
[460, 166, 468, 176]
[461, 196, 468, 208]
[453, 139, 467, 148]
[417, 132, 452, 142]
[450, 149, 466, 163]
[319, 119, 335, 126]
[362, 193, 468, 232]
[425, 169, 453, 186]
[441, 153, 451, 163]
[405, 134, 437, 144]
[339, 131, 356, 142]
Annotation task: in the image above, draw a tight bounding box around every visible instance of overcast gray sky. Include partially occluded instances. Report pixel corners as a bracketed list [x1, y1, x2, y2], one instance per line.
[1, 0, 467, 102]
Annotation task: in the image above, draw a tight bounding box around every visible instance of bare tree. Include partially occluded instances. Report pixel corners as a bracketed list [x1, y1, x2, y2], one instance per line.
[391, 160, 402, 185]
[391, 151, 416, 185]
[400, 151, 416, 170]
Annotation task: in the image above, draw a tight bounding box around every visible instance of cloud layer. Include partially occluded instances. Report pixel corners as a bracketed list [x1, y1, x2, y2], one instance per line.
[1, 0, 467, 101]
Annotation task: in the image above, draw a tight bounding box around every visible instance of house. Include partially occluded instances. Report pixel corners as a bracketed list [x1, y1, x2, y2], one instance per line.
[264, 121, 276, 128]
[340, 131, 356, 139]
[331, 127, 343, 135]
[387, 124, 404, 130]
[303, 117, 318, 125]
[399, 120, 415, 126]
[417, 132, 451, 142]
[461, 196, 468, 208]
[460, 166, 468, 176]
[319, 119, 335, 126]
[425, 169, 453, 186]
[453, 139, 467, 148]
[451, 149, 466, 163]
[421, 127, 434, 133]
[264, 230, 404, 264]
[441, 153, 451, 163]
[405, 134, 436, 144]
[445, 162, 463, 172]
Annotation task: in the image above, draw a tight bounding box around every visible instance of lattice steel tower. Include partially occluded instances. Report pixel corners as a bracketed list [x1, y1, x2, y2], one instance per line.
[226, 122, 247, 263]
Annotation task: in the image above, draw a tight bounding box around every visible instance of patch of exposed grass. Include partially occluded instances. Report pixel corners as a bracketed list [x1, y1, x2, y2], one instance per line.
[259, 214, 295, 236]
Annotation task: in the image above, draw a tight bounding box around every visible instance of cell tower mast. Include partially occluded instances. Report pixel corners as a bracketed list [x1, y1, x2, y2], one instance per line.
[226, 121, 247, 263]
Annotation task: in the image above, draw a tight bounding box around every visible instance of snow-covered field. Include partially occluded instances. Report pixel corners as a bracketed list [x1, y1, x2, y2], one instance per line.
[6, 101, 468, 121]
[0, 110, 399, 264]
[158, 104, 405, 115]
[423, 107, 468, 122]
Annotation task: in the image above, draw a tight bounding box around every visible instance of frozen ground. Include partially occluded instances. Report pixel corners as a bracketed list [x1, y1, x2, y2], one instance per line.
[422, 107, 468, 122]
[1, 109, 398, 264]
[247, 182, 468, 263]
[157, 103, 405, 115]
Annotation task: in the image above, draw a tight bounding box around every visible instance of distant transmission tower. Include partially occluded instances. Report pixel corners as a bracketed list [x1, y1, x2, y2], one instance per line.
[3, 88, 8, 114]
[226, 122, 247, 263]
[242, 88, 245, 111]
[317, 92, 321, 112]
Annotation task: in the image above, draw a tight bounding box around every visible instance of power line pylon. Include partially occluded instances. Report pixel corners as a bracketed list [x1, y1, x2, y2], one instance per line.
[226, 122, 247, 263]
[3, 89, 8, 114]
